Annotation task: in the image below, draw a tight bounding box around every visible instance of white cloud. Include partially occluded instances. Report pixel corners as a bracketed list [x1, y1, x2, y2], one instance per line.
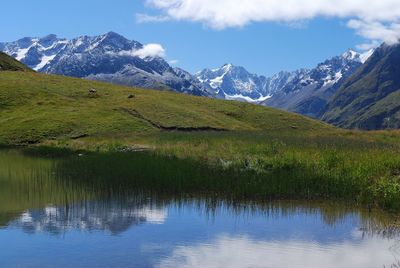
[136, 13, 171, 23]
[347, 20, 400, 48]
[123, 43, 166, 59]
[140, 0, 400, 49]
[158, 234, 397, 268]
[169, 59, 179, 65]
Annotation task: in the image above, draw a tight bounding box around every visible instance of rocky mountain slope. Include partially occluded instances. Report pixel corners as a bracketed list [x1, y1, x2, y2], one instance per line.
[322, 43, 400, 130]
[263, 50, 373, 118]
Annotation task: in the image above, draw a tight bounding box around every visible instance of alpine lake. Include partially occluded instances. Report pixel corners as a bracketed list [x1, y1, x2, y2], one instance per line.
[1, 148, 399, 268]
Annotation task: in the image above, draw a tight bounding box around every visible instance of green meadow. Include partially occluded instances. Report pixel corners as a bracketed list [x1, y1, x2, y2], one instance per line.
[1, 71, 400, 211]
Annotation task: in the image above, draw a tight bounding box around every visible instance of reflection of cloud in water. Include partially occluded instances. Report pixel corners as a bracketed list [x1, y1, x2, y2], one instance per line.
[11, 202, 167, 235]
[158, 235, 397, 268]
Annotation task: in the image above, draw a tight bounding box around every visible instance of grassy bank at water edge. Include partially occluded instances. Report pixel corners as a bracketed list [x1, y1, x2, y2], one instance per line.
[1, 71, 400, 211]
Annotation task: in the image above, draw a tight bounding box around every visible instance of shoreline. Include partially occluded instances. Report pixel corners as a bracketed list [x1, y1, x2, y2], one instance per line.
[4, 141, 400, 214]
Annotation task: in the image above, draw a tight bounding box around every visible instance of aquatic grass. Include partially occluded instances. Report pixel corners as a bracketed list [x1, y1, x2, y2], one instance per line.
[26, 129, 400, 211]
[31, 146, 397, 211]
[132, 131, 400, 211]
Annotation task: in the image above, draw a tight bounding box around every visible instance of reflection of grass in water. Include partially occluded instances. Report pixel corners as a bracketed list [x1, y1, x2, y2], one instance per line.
[0, 149, 96, 215]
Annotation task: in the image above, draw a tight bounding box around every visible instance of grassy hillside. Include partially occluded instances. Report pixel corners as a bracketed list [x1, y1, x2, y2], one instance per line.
[1, 71, 400, 211]
[323, 43, 400, 130]
[0, 71, 331, 144]
[0, 52, 32, 72]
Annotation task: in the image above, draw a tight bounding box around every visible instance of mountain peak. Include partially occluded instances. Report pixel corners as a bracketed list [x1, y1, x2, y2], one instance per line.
[102, 31, 123, 38]
[221, 63, 234, 71]
[38, 34, 59, 47]
[82, 31, 136, 52]
[99, 31, 129, 43]
[341, 49, 360, 61]
[341, 48, 374, 64]
[41, 34, 58, 40]
[359, 49, 375, 63]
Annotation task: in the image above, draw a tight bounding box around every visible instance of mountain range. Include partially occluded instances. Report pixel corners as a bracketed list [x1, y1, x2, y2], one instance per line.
[3, 32, 400, 130]
[263, 50, 373, 118]
[0, 32, 204, 96]
[196, 50, 372, 118]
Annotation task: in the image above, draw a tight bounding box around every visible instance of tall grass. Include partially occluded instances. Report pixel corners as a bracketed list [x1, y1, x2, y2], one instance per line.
[24, 133, 400, 212]
[143, 131, 400, 211]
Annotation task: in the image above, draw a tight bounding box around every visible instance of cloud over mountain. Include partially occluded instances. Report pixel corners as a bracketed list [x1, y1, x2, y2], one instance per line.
[132, 43, 166, 58]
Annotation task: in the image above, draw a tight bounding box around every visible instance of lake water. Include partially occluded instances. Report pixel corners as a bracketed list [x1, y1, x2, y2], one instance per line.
[0, 149, 399, 268]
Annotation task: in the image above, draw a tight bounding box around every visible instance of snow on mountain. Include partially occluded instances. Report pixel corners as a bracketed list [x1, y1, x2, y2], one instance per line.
[195, 63, 271, 101]
[262, 49, 373, 118]
[359, 49, 375, 63]
[342, 49, 374, 64]
[195, 49, 373, 117]
[0, 32, 204, 95]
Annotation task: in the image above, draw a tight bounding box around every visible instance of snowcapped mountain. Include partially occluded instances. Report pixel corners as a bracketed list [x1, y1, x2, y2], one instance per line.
[0, 32, 204, 95]
[195, 64, 272, 102]
[194, 49, 373, 112]
[263, 49, 374, 118]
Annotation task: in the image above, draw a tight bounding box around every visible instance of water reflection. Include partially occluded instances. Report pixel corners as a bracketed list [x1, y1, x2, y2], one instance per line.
[158, 234, 399, 268]
[0, 149, 399, 268]
[9, 202, 167, 235]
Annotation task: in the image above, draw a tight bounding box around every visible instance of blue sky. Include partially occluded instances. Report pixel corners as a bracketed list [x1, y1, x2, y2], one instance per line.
[1, 0, 393, 76]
